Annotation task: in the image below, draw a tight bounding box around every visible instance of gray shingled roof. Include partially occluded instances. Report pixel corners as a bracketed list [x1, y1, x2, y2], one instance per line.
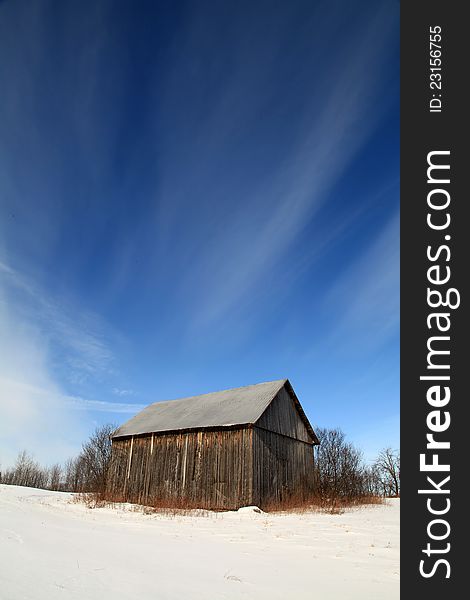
[112, 379, 288, 439]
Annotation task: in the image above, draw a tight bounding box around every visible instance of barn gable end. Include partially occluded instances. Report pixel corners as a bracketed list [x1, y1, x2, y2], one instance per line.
[255, 385, 316, 444]
[251, 426, 315, 507]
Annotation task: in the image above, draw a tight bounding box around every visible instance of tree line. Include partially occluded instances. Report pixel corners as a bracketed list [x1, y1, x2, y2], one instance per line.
[0, 424, 115, 494]
[313, 427, 400, 500]
[0, 424, 400, 500]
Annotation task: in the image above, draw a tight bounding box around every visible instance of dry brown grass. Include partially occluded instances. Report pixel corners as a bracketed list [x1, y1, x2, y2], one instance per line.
[70, 492, 109, 509]
[74, 489, 384, 516]
[73, 490, 214, 517]
[262, 494, 385, 515]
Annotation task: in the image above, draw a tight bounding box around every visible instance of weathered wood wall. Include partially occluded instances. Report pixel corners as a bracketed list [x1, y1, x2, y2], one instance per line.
[108, 427, 253, 509]
[257, 386, 313, 443]
[253, 387, 315, 506]
[252, 427, 315, 507]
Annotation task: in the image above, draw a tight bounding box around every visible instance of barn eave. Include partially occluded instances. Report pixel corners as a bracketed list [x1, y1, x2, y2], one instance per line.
[111, 422, 254, 442]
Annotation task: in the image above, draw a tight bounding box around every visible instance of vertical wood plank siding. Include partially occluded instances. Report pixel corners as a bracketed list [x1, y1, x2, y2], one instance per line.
[109, 426, 314, 510]
[256, 387, 313, 443]
[108, 428, 253, 510]
[252, 427, 315, 507]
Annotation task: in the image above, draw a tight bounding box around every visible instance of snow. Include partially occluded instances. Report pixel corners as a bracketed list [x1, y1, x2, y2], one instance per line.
[0, 485, 399, 599]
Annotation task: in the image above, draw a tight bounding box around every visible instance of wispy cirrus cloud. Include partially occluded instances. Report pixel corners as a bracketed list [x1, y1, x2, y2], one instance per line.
[67, 396, 144, 414]
[0, 298, 82, 468]
[0, 261, 130, 467]
[154, 5, 399, 334]
[0, 372, 141, 467]
[0, 260, 116, 384]
[322, 208, 399, 354]
[112, 387, 135, 397]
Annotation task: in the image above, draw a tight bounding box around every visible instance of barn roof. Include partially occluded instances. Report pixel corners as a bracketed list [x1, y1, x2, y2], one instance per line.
[112, 379, 317, 442]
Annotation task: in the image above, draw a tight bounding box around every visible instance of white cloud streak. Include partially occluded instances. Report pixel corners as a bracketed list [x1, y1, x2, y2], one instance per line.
[112, 388, 135, 397]
[166, 5, 398, 333]
[323, 209, 399, 353]
[0, 261, 116, 382]
[0, 261, 128, 467]
[67, 396, 144, 414]
[0, 297, 83, 468]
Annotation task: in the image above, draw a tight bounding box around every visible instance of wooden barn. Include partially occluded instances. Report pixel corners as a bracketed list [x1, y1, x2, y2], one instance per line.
[107, 379, 319, 510]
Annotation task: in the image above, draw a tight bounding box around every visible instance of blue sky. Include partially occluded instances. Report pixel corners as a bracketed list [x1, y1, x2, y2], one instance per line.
[0, 0, 399, 468]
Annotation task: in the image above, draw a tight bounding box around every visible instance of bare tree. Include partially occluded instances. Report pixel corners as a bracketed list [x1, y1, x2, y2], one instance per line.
[361, 463, 384, 497]
[1, 450, 49, 489]
[314, 428, 368, 500]
[373, 448, 400, 497]
[64, 457, 78, 492]
[78, 423, 116, 495]
[48, 463, 62, 491]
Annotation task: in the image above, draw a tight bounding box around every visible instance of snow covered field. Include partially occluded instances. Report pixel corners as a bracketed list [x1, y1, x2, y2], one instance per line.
[0, 484, 399, 599]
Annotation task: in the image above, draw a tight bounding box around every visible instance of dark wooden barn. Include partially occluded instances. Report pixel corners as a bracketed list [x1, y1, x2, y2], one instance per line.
[108, 379, 319, 510]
